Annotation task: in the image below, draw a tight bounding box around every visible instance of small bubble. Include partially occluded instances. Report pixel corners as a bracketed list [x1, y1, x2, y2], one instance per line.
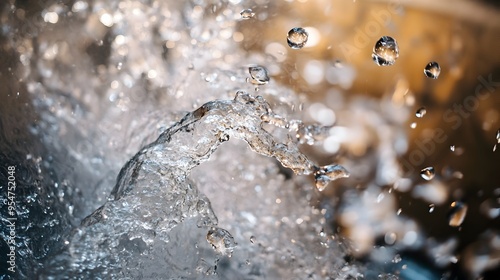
[250, 236, 256, 244]
[372, 36, 399, 66]
[429, 204, 435, 213]
[248, 66, 270, 85]
[416, 107, 427, 118]
[448, 201, 467, 227]
[424, 61, 441, 79]
[287, 27, 308, 49]
[240, 9, 255, 19]
[420, 167, 435, 180]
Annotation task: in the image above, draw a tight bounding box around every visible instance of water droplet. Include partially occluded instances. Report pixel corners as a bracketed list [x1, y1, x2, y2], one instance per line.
[416, 107, 426, 118]
[410, 122, 417, 129]
[240, 9, 255, 19]
[420, 167, 435, 180]
[250, 235, 256, 244]
[206, 227, 236, 257]
[396, 208, 402, 215]
[248, 66, 270, 85]
[287, 27, 308, 49]
[448, 201, 468, 227]
[314, 164, 350, 191]
[450, 145, 455, 152]
[496, 129, 500, 143]
[424, 61, 441, 79]
[385, 232, 397, 245]
[429, 204, 435, 213]
[372, 36, 399, 66]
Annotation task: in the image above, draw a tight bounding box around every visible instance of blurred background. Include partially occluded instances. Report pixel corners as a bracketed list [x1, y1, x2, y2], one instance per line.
[1, 0, 499, 279]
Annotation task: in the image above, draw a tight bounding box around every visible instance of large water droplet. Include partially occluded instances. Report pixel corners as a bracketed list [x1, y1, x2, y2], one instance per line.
[372, 36, 399, 66]
[416, 107, 427, 118]
[206, 227, 236, 257]
[248, 66, 270, 85]
[240, 9, 255, 19]
[420, 167, 435, 180]
[314, 164, 349, 191]
[448, 201, 467, 227]
[424, 61, 441, 79]
[287, 27, 308, 49]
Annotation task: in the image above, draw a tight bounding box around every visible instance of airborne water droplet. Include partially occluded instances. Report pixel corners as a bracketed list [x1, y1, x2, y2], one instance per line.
[450, 145, 455, 152]
[420, 167, 435, 180]
[206, 227, 236, 257]
[410, 122, 417, 129]
[250, 236, 256, 244]
[416, 107, 426, 118]
[240, 9, 255, 19]
[372, 36, 399, 66]
[287, 27, 308, 49]
[248, 66, 270, 85]
[496, 129, 500, 142]
[429, 204, 435, 213]
[448, 201, 467, 227]
[314, 164, 350, 191]
[424, 61, 441, 79]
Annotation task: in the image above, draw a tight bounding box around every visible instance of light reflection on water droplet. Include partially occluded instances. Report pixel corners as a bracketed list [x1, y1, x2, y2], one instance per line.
[287, 27, 308, 49]
[448, 201, 467, 227]
[416, 107, 426, 118]
[240, 9, 255, 19]
[420, 167, 435, 180]
[424, 61, 441, 79]
[429, 204, 435, 213]
[372, 36, 399, 66]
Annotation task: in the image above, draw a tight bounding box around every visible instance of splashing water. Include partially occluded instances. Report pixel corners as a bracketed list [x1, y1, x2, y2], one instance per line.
[39, 92, 348, 278]
[372, 36, 399, 66]
[420, 167, 435, 180]
[287, 27, 309, 49]
[424, 61, 441, 79]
